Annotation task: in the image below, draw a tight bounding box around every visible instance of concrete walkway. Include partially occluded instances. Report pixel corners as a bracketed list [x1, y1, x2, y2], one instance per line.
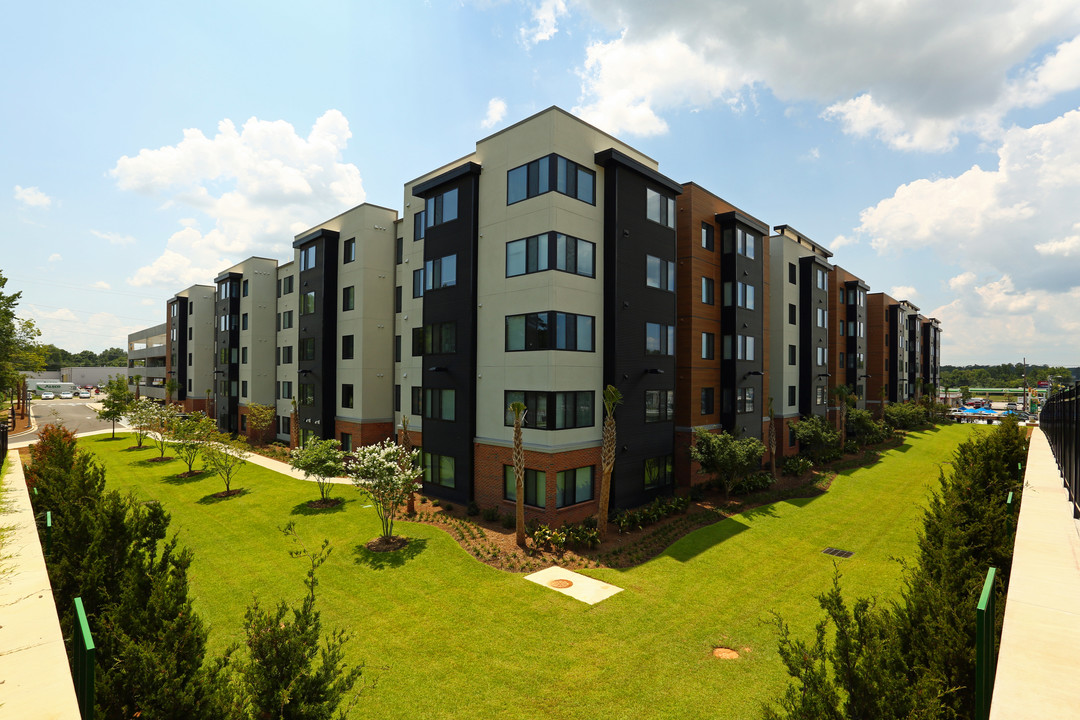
[0, 451, 81, 719]
[990, 427, 1080, 718]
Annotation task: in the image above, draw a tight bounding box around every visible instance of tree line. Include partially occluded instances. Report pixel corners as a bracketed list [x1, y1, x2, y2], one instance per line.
[941, 363, 1073, 389]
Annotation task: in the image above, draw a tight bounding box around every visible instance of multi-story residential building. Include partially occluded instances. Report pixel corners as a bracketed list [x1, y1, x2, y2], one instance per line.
[127, 323, 166, 400]
[769, 225, 833, 455]
[165, 284, 216, 412]
[275, 260, 298, 444]
[866, 293, 920, 409]
[212, 257, 278, 434]
[674, 183, 770, 480]
[288, 203, 399, 450]
[906, 309, 924, 400]
[921, 316, 942, 392]
[826, 266, 870, 427]
[396, 106, 682, 524]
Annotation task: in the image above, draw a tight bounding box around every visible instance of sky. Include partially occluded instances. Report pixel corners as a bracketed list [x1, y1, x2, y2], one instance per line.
[4, 0, 1080, 366]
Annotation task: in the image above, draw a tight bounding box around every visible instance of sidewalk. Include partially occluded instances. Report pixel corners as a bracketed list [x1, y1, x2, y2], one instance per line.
[0, 451, 81, 719]
[990, 427, 1080, 717]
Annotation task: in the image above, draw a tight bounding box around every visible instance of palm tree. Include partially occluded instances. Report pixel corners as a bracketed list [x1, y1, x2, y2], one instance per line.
[597, 384, 622, 542]
[510, 401, 527, 547]
[831, 384, 852, 450]
[766, 397, 778, 477]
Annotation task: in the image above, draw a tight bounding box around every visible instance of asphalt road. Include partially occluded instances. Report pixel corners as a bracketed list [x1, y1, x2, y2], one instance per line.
[21, 399, 120, 442]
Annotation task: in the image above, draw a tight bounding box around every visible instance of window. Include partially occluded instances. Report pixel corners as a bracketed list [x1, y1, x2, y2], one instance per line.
[503, 390, 594, 430]
[281, 346, 293, 364]
[701, 387, 714, 415]
[816, 386, 826, 405]
[505, 232, 594, 278]
[344, 237, 355, 263]
[839, 352, 846, 368]
[817, 346, 827, 366]
[423, 388, 455, 421]
[701, 222, 714, 251]
[299, 245, 316, 271]
[646, 255, 675, 291]
[299, 384, 315, 406]
[556, 467, 593, 508]
[789, 263, 797, 285]
[646, 188, 675, 228]
[241, 347, 248, 364]
[422, 452, 455, 488]
[340, 433, 352, 452]
[342, 384, 354, 409]
[241, 313, 248, 330]
[280, 381, 293, 400]
[840, 322, 846, 337]
[737, 335, 755, 361]
[300, 337, 316, 361]
[342, 335, 354, 360]
[395, 237, 403, 265]
[411, 387, 423, 415]
[737, 387, 754, 414]
[644, 390, 675, 422]
[644, 455, 674, 487]
[788, 344, 797, 365]
[507, 154, 595, 205]
[188, 327, 192, 340]
[702, 332, 715, 360]
[394, 384, 401, 412]
[506, 312, 594, 352]
[242, 279, 249, 297]
[702, 277, 714, 305]
[737, 282, 755, 309]
[504, 466, 545, 508]
[735, 228, 755, 258]
[789, 426, 797, 448]
[414, 211, 425, 240]
[187, 379, 192, 392]
[424, 255, 457, 292]
[645, 322, 675, 355]
[394, 335, 401, 362]
[412, 269, 424, 298]
[282, 275, 294, 294]
[788, 303, 796, 325]
[240, 414, 247, 431]
[425, 187, 458, 227]
[788, 385, 796, 407]
[241, 380, 248, 398]
[342, 286, 355, 311]
[281, 310, 293, 329]
[395, 286, 402, 313]
[858, 322, 865, 338]
[301, 291, 315, 315]
[816, 268, 827, 290]
[817, 307, 827, 328]
[187, 352, 192, 366]
[415, 322, 456, 355]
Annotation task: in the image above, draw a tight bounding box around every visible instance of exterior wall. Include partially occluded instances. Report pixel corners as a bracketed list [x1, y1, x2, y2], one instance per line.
[168, 284, 215, 409]
[826, 266, 869, 429]
[866, 292, 897, 415]
[921, 318, 941, 391]
[59, 367, 124, 387]
[276, 261, 298, 443]
[127, 322, 167, 400]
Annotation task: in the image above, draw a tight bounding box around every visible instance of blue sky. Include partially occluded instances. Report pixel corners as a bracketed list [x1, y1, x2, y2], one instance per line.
[4, 0, 1080, 365]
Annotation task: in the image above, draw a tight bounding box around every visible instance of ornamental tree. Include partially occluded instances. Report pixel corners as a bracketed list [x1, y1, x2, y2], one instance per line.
[148, 401, 182, 459]
[688, 428, 765, 500]
[347, 440, 421, 541]
[170, 412, 216, 474]
[201, 431, 250, 495]
[126, 397, 159, 449]
[290, 437, 345, 503]
[96, 374, 132, 439]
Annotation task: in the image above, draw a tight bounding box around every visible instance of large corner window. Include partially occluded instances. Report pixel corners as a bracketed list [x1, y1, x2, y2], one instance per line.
[299, 245, 316, 271]
[644, 454, 674, 488]
[425, 188, 459, 228]
[556, 467, 593, 508]
[737, 387, 755, 414]
[644, 389, 674, 423]
[422, 452, 455, 488]
[504, 466, 545, 508]
[506, 232, 594, 278]
[422, 255, 457, 292]
[507, 154, 595, 205]
[645, 322, 675, 356]
[298, 383, 315, 406]
[504, 390, 594, 430]
[413, 322, 456, 355]
[646, 188, 675, 229]
[505, 312, 594, 352]
[423, 388, 455, 421]
[301, 291, 315, 315]
[646, 255, 675, 291]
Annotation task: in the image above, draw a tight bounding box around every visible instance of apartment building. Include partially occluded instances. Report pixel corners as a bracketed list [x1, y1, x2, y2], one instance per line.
[769, 225, 833, 455]
[165, 284, 215, 412]
[397, 106, 681, 523]
[826, 266, 870, 427]
[127, 323, 166, 400]
[922, 316, 942, 391]
[288, 203, 399, 450]
[674, 183, 770, 481]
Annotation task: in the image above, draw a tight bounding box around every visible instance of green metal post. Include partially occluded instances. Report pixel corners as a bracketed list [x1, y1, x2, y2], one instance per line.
[976, 567, 997, 720]
[73, 597, 95, 720]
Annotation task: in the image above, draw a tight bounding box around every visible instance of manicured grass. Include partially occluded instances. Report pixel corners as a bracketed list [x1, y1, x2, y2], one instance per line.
[84, 425, 976, 719]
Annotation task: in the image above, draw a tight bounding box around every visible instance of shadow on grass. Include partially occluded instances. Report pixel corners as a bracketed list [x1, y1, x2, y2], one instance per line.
[197, 487, 251, 504]
[352, 537, 428, 570]
[665, 517, 750, 563]
[135, 455, 176, 468]
[291, 497, 354, 516]
[165, 469, 212, 484]
[123, 445, 153, 452]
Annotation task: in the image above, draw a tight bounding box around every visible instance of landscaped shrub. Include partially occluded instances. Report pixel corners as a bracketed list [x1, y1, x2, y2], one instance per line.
[781, 455, 813, 477]
[847, 408, 890, 446]
[732, 471, 774, 495]
[792, 415, 841, 463]
[467, 501, 480, 516]
[689, 427, 766, 499]
[501, 513, 515, 529]
[481, 506, 500, 522]
[883, 401, 929, 430]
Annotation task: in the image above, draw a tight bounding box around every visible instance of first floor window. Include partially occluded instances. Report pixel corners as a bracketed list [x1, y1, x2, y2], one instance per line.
[279, 415, 290, 435]
[644, 389, 675, 422]
[240, 414, 247, 431]
[504, 466, 545, 508]
[556, 467, 594, 508]
[340, 433, 352, 452]
[422, 452, 455, 488]
[644, 454, 674, 487]
[394, 384, 401, 412]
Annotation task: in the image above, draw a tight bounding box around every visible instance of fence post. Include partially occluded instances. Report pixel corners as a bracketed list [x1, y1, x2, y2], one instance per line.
[975, 567, 998, 720]
[73, 597, 95, 720]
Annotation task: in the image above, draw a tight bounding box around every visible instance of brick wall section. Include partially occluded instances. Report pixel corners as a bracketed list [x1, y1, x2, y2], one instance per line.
[182, 398, 209, 414]
[473, 443, 602, 526]
[334, 419, 394, 448]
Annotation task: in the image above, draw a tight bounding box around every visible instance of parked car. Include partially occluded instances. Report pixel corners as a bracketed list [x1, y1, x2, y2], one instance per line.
[1006, 401, 1018, 411]
[59, 391, 73, 399]
[78, 389, 91, 398]
[40, 391, 55, 400]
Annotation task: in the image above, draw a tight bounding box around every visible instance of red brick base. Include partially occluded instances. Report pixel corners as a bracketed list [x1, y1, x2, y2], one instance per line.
[473, 442, 602, 526]
[334, 419, 394, 450]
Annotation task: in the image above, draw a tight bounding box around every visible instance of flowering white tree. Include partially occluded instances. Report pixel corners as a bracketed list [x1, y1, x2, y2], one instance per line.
[148, 402, 181, 459]
[347, 440, 421, 541]
[126, 397, 158, 449]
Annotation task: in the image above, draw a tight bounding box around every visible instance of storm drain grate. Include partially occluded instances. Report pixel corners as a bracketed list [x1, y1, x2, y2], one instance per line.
[822, 547, 854, 559]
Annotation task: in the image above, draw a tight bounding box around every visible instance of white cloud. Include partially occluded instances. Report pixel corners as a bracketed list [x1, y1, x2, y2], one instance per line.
[91, 281, 111, 290]
[14, 185, 52, 208]
[91, 229, 137, 246]
[1035, 226, 1080, 256]
[481, 98, 508, 129]
[948, 272, 977, 291]
[562, 0, 1080, 146]
[891, 285, 918, 300]
[48, 253, 62, 263]
[112, 110, 366, 289]
[830, 234, 858, 250]
[519, 0, 569, 47]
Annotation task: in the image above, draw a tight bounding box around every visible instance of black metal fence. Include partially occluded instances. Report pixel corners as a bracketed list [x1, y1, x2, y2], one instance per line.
[1039, 386, 1080, 518]
[0, 419, 8, 458]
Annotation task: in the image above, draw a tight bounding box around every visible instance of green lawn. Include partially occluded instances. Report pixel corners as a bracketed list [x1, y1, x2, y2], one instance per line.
[85, 424, 976, 719]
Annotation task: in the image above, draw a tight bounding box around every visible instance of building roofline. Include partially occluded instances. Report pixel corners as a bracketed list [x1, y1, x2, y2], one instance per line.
[773, 224, 834, 258]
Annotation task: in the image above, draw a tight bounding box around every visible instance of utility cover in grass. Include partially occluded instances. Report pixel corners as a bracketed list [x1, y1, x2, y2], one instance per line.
[524, 566, 623, 605]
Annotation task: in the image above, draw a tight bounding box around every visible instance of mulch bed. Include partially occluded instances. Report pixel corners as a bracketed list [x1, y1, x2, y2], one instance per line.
[366, 535, 409, 553]
[307, 498, 344, 510]
[212, 489, 244, 499]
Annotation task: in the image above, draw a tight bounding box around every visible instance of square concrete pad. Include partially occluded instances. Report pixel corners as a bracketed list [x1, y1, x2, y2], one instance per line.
[524, 566, 623, 605]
